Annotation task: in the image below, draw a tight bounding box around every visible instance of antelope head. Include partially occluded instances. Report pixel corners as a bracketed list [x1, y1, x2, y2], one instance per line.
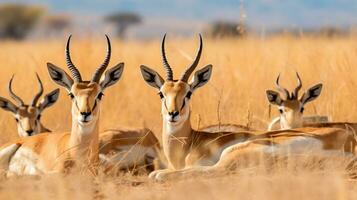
[0, 74, 60, 137]
[266, 73, 323, 129]
[46, 35, 124, 130]
[140, 34, 212, 129]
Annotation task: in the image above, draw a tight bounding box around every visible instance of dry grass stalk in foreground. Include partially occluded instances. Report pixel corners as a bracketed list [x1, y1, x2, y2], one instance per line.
[0, 156, 356, 200]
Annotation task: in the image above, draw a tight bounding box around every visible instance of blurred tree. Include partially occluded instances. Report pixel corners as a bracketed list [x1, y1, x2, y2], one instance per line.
[44, 14, 71, 33]
[105, 12, 142, 39]
[0, 4, 45, 40]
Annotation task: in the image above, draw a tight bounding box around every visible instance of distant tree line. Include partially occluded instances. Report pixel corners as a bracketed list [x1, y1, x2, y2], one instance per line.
[0, 3, 353, 40]
[0, 3, 143, 40]
[0, 4, 44, 39]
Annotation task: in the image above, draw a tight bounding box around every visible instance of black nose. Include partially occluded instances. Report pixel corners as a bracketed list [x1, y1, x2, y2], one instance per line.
[168, 111, 179, 117]
[26, 130, 34, 136]
[80, 112, 92, 117]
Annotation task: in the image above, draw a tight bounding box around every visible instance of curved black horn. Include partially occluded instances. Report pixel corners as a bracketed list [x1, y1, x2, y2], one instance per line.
[65, 35, 82, 82]
[292, 72, 302, 99]
[8, 75, 24, 106]
[30, 73, 44, 107]
[275, 74, 290, 100]
[180, 34, 203, 82]
[161, 34, 173, 81]
[92, 35, 111, 83]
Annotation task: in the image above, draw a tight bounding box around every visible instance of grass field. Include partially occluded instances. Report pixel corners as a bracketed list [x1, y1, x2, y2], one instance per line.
[0, 35, 357, 199]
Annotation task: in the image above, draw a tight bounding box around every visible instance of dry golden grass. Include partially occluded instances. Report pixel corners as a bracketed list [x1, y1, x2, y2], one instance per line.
[0, 35, 357, 199]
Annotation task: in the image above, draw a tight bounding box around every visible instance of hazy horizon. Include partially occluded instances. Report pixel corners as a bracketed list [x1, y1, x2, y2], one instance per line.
[2, 0, 357, 38]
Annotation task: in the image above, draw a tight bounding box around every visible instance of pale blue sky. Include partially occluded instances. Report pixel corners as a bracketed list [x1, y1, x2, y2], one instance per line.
[2, 0, 357, 37]
[6, 0, 356, 28]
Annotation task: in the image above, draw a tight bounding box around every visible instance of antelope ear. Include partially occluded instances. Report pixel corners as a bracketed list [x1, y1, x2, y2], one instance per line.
[0, 97, 18, 114]
[300, 83, 323, 104]
[100, 63, 124, 90]
[189, 64, 212, 91]
[39, 89, 60, 112]
[47, 63, 74, 91]
[266, 90, 283, 105]
[140, 65, 164, 90]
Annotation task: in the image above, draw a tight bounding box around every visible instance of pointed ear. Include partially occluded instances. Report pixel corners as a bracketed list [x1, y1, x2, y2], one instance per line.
[38, 89, 60, 112]
[100, 63, 124, 90]
[140, 65, 164, 90]
[300, 83, 323, 104]
[0, 97, 18, 114]
[47, 63, 74, 91]
[266, 90, 283, 105]
[189, 64, 212, 91]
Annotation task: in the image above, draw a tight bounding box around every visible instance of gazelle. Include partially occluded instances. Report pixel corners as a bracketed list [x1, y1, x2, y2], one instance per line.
[267, 73, 357, 152]
[0, 74, 59, 137]
[0, 35, 124, 176]
[266, 73, 325, 130]
[140, 35, 356, 181]
[140, 34, 260, 179]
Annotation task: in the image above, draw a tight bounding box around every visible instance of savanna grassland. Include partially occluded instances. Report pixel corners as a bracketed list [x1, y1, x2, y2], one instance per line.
[0, 35, 357, 199]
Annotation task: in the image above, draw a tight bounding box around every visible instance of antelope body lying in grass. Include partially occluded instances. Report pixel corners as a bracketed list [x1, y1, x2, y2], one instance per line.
[0, 36, 162, 176]
[140, 35, 356, 181]
[0, 74, 59, 137]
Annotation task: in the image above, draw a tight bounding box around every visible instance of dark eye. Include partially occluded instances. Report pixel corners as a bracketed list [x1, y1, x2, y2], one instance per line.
[186, 91, 192, 99]
[37, 115, 41, 120]
[158, 92, 164, 99]
[97, 92, 104, 100]
[300, 107, 304, 113]
[15, 118, 19, 122]
[68, 93, 75, 99]
[279, 109, 284, 114]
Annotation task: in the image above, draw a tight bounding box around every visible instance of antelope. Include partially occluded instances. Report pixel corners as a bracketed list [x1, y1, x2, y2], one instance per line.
[266, 73, 325, 131]
[0, 35, 125, 176]
[267, 73, 357, 152]
[0, 74, 59, 137]
[140, 34, 261, 180]
[139, 35, 356, 182]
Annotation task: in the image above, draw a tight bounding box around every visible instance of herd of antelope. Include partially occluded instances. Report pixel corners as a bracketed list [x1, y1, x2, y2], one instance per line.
[0, 34, 356, 182]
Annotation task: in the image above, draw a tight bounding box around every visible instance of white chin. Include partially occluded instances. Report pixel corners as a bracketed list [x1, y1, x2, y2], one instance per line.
[165, 117, 181, 125]
[78, 119, 93, 125]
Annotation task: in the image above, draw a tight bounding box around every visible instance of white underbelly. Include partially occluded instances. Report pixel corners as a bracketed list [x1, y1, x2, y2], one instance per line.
[263, 136, 344, 156]
[218, 136, 349, 166]
[8, 147, 45, 176]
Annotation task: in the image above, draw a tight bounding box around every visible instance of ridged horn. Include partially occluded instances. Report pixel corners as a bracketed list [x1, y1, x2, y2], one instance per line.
[65, 35, 82, 82]
[292, 72, 302, 99]
[275, 74, 290, 100]
[30, 73, 44, 107]
[180, 34, 203, 82]
[92, 35, 111, 83]
[161, 34, 173, 81]
[8, 75, 24, 106]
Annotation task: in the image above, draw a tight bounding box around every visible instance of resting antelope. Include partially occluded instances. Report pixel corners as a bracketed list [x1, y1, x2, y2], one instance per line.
[0, 35, 140, 176]
[0, 74, 59, 137]
[266, 73, 326, 131]
[140, 34, 261, 179]
[267, 73, 357, 152]
[139, 35, 356, 181]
